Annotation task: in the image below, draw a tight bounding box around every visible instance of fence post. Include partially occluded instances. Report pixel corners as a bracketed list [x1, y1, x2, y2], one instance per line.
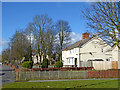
[49, 71, 50, 79]
[19, 71, 20, 80]
[16, 71, 18, 80]
[58, 71, 59, 79]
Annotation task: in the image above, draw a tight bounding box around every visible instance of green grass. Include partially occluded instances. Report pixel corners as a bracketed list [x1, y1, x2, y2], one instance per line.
[2, 80, 119, 88]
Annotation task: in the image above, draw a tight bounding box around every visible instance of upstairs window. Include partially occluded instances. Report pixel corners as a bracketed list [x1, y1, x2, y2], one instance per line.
[106, 59, 110, 61]
[75, 48, 77, 53]
[101, 48, 104, 52]
[67, 58, 69, 64]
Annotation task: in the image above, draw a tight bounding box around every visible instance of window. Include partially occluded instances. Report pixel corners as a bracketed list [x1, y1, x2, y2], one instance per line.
[75, 48, 77, 53]
[67, 58, 68, 64]
[69, 59, 70, 64]
[101, 48, 104, 52]
[70, 50, 71, 54]
[72, 58, 73, 64]
[106, 59, 110, 61]
[73, 49, 74, 53]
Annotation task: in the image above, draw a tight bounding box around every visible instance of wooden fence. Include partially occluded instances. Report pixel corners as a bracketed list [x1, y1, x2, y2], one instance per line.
[16, 71, 88, 80]
[88, 70, 120, 78]
[7, 64, 120, 80]
[16, 70, 120, 80]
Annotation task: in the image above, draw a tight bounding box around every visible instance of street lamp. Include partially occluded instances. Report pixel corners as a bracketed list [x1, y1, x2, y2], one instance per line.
[10, 46, 11, 65]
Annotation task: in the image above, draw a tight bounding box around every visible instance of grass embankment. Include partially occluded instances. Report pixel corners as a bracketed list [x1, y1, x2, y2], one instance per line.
[2, 80, 119, 88]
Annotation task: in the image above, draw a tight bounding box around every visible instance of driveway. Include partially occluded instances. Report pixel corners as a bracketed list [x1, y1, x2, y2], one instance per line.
[0, 64, 15, 87]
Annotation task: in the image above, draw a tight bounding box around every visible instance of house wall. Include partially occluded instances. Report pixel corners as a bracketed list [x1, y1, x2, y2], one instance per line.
[112, 45, 119, 61]
[62, 47, 80, 67]
[80, 37, 112, 62]
[119, 49, 120, 69]
[32, 54, 48, 64]
[32, 54, 43, 64]
[112, 45, 120, 69]
[92, 61, 112, 70]
[62, 36, 119, 70]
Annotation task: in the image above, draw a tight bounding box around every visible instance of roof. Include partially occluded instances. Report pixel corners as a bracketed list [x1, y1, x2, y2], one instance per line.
[63, 36, 93, 51]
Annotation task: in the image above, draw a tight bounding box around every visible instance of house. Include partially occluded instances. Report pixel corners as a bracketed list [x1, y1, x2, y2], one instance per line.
[32, 50, 49, 64]
[62, 32, 120, 70]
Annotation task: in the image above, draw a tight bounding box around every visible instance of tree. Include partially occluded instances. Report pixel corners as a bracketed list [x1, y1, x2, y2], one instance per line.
[25, 27, 34, 62]
[2, 48, 10, 63]
[46, 29, 55, 64]
[27, 14, 55, 65]
[10, 30, 29, 64]
[56, 20, 71, 61]
[83, 2, 120, 49]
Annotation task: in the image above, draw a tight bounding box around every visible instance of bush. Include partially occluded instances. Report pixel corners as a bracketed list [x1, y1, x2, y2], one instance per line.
[42, 58, 48, 68]
[22, 61, 33, 68]
[55, 61, 63, 68]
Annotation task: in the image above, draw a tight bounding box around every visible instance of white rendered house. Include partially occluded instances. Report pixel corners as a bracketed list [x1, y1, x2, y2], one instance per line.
[62, 33, 119, 70]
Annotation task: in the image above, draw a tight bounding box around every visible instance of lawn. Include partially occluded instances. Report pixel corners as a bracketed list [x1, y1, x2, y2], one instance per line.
[2, 80, 119, 89]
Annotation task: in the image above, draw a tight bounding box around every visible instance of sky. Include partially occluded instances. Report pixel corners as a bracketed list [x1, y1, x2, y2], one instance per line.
[1, 2, 92, 54]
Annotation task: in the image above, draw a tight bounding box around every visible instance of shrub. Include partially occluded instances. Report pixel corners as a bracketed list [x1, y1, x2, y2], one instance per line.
[22, 61, 33, 68]
[55, 61, 63, 68]
[42, 58, 48, 68]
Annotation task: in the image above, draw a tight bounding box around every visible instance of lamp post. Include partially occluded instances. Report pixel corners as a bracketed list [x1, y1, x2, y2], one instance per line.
[9, 45, 11, 65]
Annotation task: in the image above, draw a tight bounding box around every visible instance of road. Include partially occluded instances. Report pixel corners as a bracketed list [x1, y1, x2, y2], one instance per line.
[0, 64, 15, 87]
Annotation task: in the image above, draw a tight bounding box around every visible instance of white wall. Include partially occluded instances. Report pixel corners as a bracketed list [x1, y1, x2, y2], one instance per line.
[118, 48, 120, 69]
[80, 37, 112, 62]
[32, 54, 48, 64]
[112, 45, 119, 61]
[62, 36, 114, 69]
[112, 45, 120, 69]
[93, 61, 112, 70]
[62, 47, 79, 67]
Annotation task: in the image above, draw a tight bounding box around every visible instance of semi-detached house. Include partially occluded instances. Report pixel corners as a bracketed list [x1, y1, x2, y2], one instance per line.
[62, 33, 120, 70]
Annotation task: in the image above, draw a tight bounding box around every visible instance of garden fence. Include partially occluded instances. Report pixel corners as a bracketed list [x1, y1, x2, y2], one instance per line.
[16, 70, 120, 80]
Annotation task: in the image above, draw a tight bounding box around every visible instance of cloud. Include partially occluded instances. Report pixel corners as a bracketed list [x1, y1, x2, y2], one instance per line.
[54, 32, 81, 45]
[70, 32, 81, 44]
[0, 38, 8, 46]
[0, 38, 8, 54]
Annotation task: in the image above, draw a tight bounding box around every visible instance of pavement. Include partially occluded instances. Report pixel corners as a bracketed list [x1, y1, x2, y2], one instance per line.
[28, 78, 119, 82]
[0, 64, 15, 88]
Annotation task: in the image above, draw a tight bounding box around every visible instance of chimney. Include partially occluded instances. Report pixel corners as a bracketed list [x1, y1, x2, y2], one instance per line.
[82, 32, 89, 40]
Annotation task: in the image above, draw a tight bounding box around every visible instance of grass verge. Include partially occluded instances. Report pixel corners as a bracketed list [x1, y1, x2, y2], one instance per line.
[2, 80, 119, 88]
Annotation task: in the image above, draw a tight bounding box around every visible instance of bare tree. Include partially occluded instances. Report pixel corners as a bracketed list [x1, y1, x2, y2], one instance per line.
[56, 20, 71, 61]
[46, 29, 55, 64]
[2, 48, 10, 63]
[10, 30, 29, 64]
[83, 2, 120, 49]
[25, 28, 34, 62]
[27, 14, 55, 65]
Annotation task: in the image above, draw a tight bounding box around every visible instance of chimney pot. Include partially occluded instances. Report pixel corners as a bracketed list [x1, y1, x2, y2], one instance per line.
[82, 32, 89, 40]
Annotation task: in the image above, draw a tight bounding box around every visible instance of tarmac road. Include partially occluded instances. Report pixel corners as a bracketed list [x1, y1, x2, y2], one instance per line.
[0, 64, 15, 87]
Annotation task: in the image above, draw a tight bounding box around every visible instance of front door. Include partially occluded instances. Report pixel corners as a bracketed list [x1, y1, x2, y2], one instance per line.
[75, 58, 77, 67]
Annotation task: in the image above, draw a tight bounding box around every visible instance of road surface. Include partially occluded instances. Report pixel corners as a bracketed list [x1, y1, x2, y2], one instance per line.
[0, 64, 15, 87]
